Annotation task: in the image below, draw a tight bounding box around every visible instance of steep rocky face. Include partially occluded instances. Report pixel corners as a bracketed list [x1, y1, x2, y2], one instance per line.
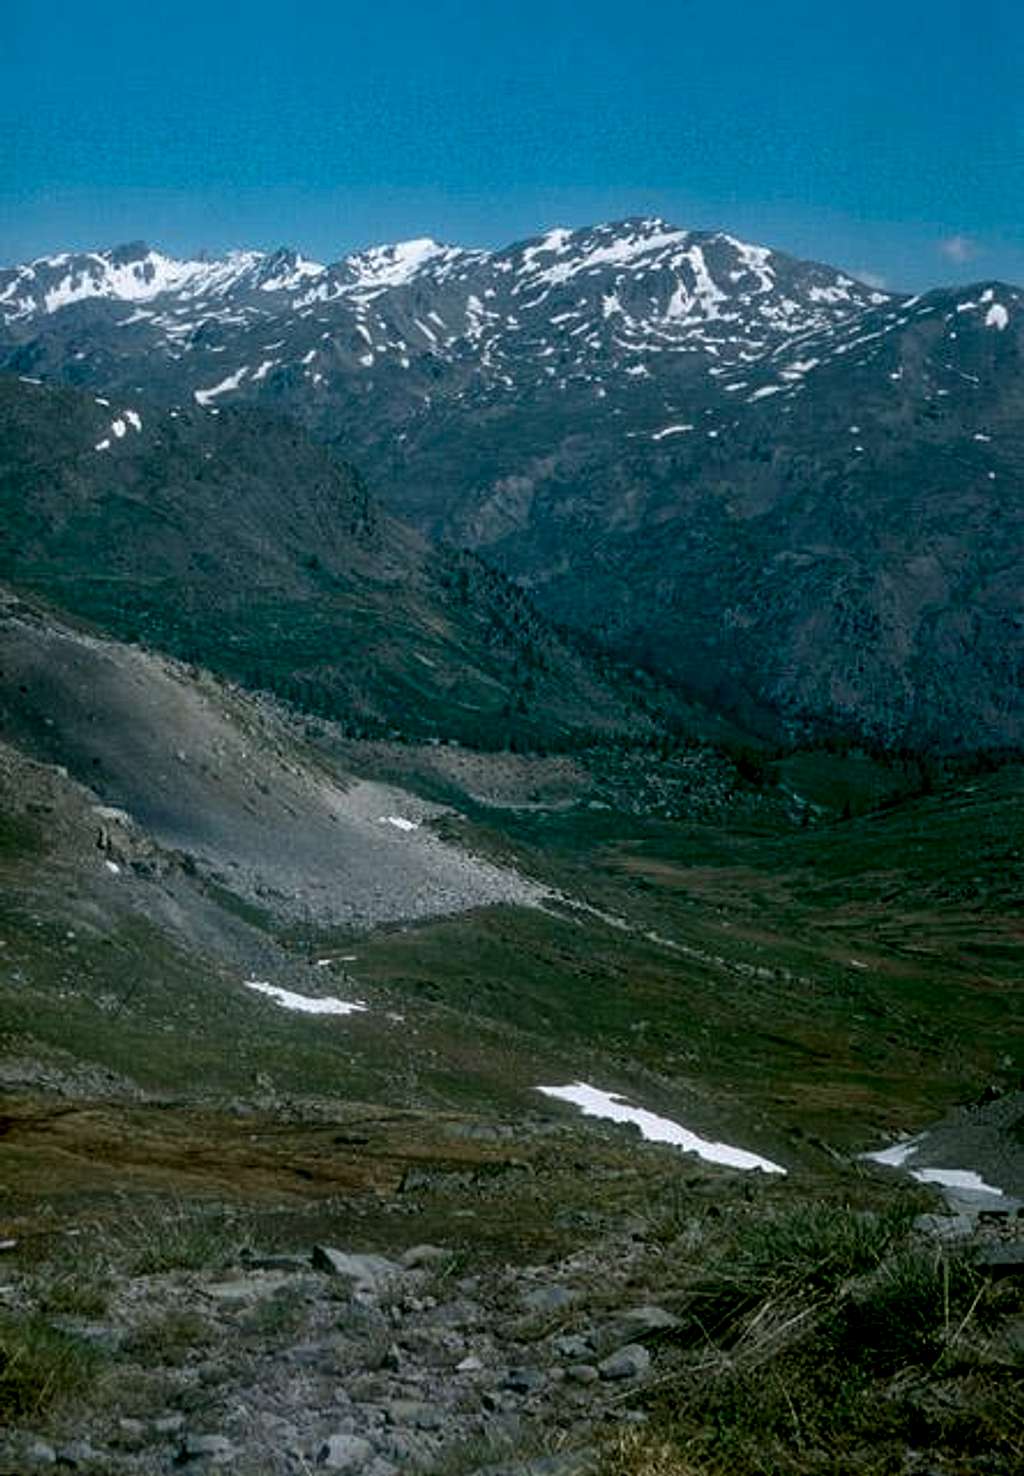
[455, 282, 1024, 747]
[3, 221, 1021, 747]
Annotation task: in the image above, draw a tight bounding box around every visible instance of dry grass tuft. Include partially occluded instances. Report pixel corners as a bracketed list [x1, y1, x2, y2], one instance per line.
[600, 1428, 708, 1475]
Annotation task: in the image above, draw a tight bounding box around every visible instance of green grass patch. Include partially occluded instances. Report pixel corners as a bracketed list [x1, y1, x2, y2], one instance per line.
[621, 1202, 1024, 1476]
[122, 1309, 218, 1367]
[111, 1200, 256, 1276]
[0, 1313, 99, 1421]
[34, 1274, 110, 1319]
[712, 1201, 913, 1302]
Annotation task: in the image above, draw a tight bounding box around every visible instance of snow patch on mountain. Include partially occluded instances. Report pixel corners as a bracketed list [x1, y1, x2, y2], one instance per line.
[255, 251, 325, 292]
[244, 979, 367, 1016]
[343, 238, 469, 295]
[195, 367, 249, 405]
[0, 246, 264, 321]
[531, 225, 683, 287]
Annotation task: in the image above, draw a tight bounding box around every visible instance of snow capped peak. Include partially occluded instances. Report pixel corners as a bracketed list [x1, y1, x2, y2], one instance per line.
[513, 218, 692, 286]
[0, 218, 909, 407]
[1, 219, 893, 336]
[253, 248, 326, 292]
[339, 237, 472, 294]
[0, 243, 265, 320]
[0, 233, 480, 324]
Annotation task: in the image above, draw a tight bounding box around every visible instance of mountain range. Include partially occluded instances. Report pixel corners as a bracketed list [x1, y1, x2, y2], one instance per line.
[2, 218, 1021, 747]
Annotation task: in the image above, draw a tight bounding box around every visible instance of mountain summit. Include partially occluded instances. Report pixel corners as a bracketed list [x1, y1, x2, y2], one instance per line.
[0, 217, 888, 350]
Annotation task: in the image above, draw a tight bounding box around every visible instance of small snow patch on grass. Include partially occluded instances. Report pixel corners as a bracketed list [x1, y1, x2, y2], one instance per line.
[243, 980, 366, 1016]
[537, 1082, 786, 1174]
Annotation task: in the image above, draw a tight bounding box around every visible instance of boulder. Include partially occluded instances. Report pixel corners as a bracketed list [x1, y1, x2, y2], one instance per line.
[598, 1344, 651, 1381]
[913, 1213, 975, 1241]
[312, 1246, 402, 1287]
[567, 1363, 599, 1384]
[504, 1367, 546, 1394]
[55, 1440, 101, 1468]
[154, 1414, 185, 1436]
[180, 1433, 235, 1465]
[316, 1433, 375, 1471]
[474, 1449, 598, 1476]
[205, 1274, 290, 1303]
[594, 1304, 679, 1352]
[382, 1400, 443, 1430]
[400, 1244, 450, 1270]
[614, 1305, 679, 1336]
[977, 1242, 1024, 1277]
[522, 1285, 576, 1314]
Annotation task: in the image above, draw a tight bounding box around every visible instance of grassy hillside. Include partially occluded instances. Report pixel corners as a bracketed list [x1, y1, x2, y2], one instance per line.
[0, 375, 729, 752]
[1, 600, 1019, 1146]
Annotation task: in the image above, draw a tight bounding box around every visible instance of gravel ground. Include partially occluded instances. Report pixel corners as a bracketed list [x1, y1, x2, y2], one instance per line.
[0, 610, 547, 928]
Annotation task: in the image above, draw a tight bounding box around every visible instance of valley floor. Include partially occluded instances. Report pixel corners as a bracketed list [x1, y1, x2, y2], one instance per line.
[1, 609, 1022, 1472]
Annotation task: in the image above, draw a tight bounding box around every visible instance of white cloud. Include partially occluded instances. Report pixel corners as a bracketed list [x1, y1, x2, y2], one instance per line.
[938, 235, 979, 264]
[851, 269, 888, 290]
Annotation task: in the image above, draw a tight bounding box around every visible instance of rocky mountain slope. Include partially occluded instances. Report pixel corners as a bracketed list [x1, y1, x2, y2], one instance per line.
[0, 591, 547, 931]
[0, 375, 717, 750]
[2, 220, 1020, 747]
[2, 1151, 1020, 1476]
[0, 222, 888, 380]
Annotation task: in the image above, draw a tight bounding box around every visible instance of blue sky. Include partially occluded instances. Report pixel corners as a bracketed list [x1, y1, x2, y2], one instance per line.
[3, 0, 1022, 289]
